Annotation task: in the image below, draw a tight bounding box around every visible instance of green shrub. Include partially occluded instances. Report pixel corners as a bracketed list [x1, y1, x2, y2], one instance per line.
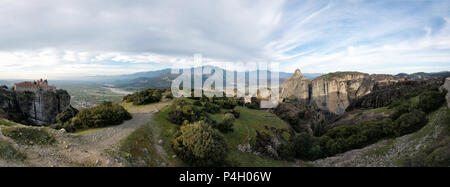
[193, 100, 202, 106]
[56, 106, 79, 124]
[391, 102, 410, 120]
[0, 140, 27, 161]
[417, 90, 446, 113]
[292, 133, 314, 159]
[123, 88, 163, 105]
[1, 127, 55, 145]
[203, 102, 221, 114]
[171, 121, 228, 166]
[216, 113, 235, 133]
[277, 142, 295, 160]
[221, 98, 238, 109]
[71, 101, 132, 130]
[393, 109, 428, 136]
[230, 108, 241, 118]
[168, 99, 203, 125]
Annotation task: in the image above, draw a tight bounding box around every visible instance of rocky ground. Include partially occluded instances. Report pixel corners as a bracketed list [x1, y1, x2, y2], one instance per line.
[0, 101, 170, 167]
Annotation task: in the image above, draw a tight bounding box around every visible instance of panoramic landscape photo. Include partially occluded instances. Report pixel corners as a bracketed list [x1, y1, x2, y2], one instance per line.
[0, 0, 450, 168]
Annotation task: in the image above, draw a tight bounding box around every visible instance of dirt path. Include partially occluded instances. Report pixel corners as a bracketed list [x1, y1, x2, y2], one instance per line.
[4, 101, 171, 167]
[71, 101, 171, 166]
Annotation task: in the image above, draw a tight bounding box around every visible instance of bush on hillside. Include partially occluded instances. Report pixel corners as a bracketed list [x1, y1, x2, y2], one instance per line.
[71, 101, 132, 130]
[216, 113, 235, 133]
[193, 100, 202, 106]
[417, 90, 446, 113]
[171, 121, 228, 166]
[391, 102, 410, 120]
[123, 88, 163, 105]
[202, 102, 221, 114]
[56, 106, 79, 124]
[220, 98, 238, 109]
[229, 108, 241, 119]
[393, 109, 428, 136]
[168, 99, 203, 125]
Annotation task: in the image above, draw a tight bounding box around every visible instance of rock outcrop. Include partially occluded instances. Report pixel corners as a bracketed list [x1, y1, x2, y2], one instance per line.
[443, 77, 450, 108]
[280, 69, 400, 114]
[347, 80, 439, 111]
[0, 87, 71, 126]
[280, 69, 309, 101]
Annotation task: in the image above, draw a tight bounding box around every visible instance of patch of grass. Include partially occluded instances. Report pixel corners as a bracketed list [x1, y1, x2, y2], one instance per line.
[154, 106, 186, 166]
[118, 125, 166, 166]
[0, 140, 27, 161]
[1, 127, 56, 145]
[74, 127, 107, 136]
[120, 102, 156, 109]
[0, 118, 20, 127]
[368, 107, 390, 114]
[365, 139, 395, 157]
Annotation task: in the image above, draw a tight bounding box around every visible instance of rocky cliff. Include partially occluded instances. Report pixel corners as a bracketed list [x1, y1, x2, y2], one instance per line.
[443, 77, 450, 108]
[0, 87, 71, 126]
[280, 69, 399, 114]
[280, 69, 310, 101]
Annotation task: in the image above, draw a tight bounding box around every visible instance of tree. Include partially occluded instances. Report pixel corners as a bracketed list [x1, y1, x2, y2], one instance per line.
[417, 90, 446, 113]
[71, 101, 132, 130]
[216, 113, 235, 133]
[393, 109, 428, 136]
[168, 99, 203, 125]
[171, 121, 228, 166]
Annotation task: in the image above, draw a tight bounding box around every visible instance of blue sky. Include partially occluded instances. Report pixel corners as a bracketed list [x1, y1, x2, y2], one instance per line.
[0, 0, 449, 79]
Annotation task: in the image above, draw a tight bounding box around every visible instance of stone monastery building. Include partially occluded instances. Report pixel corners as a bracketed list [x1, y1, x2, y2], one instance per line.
[13, 79, 56, 92]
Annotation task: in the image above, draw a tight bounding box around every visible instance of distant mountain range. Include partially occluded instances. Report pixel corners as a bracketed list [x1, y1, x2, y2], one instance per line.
[395, 71, 450, 81]
[87, 66, 322, 90]
[83, 68, 450, 91]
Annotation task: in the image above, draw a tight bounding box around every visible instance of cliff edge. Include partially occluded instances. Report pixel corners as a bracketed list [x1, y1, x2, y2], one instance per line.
[280, 70, 399, 114]
[0, 86, 71, 126]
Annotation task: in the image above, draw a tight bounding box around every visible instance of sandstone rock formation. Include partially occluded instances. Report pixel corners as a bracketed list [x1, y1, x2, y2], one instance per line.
[280, 69, 400, 114]
[280, 69, 309, 101]
[0, 87, 71, 126]
[443, 77, 450, 108]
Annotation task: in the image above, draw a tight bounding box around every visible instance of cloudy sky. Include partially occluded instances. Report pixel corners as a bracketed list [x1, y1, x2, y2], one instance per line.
[0, 0, 449, 79]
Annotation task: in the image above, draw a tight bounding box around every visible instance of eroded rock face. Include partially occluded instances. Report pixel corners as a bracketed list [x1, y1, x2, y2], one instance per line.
[280, 70, 399, 114]
[280, 69, 310, 101]
[0, 87, 71, 126]
[443, 78, 450, 108]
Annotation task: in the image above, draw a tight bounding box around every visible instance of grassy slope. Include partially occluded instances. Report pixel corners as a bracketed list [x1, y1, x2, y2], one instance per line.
[117, 125, 166, 166]
[154, 104, 293, 167]
[0, 119, 36, 162]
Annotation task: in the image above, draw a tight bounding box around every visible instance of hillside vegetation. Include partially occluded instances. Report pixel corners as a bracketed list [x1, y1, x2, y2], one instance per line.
[50, 101, 132, 132]
[153, 97, 292, 167]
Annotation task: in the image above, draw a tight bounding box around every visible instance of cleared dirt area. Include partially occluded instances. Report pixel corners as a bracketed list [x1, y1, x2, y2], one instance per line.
[0, 101, 170, 167]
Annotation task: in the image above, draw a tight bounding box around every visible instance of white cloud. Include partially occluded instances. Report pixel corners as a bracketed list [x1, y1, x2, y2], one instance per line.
[0, 0, 449, 79]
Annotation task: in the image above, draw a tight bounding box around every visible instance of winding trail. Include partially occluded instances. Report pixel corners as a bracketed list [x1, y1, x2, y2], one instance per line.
[71, 101, 171, 166]
[10, 101, 171, 167]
